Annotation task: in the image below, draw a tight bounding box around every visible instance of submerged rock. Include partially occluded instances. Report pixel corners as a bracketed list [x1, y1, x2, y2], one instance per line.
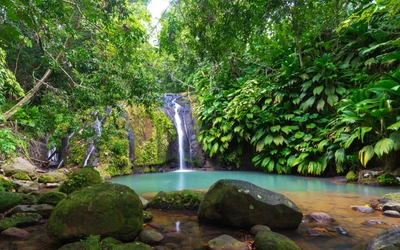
[383, 210, 400, 218]
[207, 234, 248, 250]
[367, 227, 400, 250]
[198, 179, 303, 229]
[254, 231, 300, 250]
[306, 212, 335, 223]
[363, 220, 399, 229]
[351, 206, 375, 213]
[0, 227, 29, 238]
[47, 182, 143, 241]
[143, 210, 153, 222]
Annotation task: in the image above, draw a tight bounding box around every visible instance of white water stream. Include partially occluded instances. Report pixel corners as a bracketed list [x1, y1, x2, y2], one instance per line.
[172, 98, 186, 170]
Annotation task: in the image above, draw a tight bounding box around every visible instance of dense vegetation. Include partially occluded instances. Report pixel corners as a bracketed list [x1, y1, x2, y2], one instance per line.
[1, 0, 400, 176]
[159, 0, 400, 174]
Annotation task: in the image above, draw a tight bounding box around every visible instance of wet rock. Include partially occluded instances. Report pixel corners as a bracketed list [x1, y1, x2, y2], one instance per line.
[143, 210, 153, 222]
[306, 229, 325, 236]
[351, 206, 375, 213]
[336, 226, 348, 235]
[0, 192, 36, 213]
[307, 212, 335, 223]
[383, 210, 400, 218]
[207, 235, 248, 250]
[45, 183, 61, 188]
[37, 192, 67, 206]
[147, 222, 164, 231]
[140, 196, 149, 209]
[58, 242, 84, 250]
[382, 193, 400, 202]
[378, 198, 389, 204]
[198, 179, 303, 230]
[367, 227, 400, 250]
[254, 231, 300, 250]
[138, 229, 164, 244]
[363, 220, 399, 229]
[153, 246, 165, 250]
[2, 157, 37, 179]
[331, 176, 348, 184]
[11, 204, 54, 218]
[382, 201, 400, 212]
[47, 182, 143, 241]
[13, 180, 42, 194]
[250, 225, 271, 235]
[0, 227, 29, 238]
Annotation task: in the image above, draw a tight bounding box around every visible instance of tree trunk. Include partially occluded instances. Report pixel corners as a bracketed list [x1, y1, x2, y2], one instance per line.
[382, 151, 397, 172]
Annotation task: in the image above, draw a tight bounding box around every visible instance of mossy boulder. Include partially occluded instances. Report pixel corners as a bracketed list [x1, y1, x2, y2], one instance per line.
[47, 182, 143, 242]
[2, 157, 37, 178]
[345, 171, 358, 181]
[367, 227, 400, 250]
[0, 192, 36, 212]
[38, 175, 55, 183]
[207, 235, 248, 250]
[150, 190, 204, 210]
[59, 167, 103, 194]
[37, 192, 67, 206]
[198, 179, 303, 230]
[0, 176, 15, 191]
[383, 193, 400, 202]
[254, 231, 300, 250]
[0, 213, 42, 231]
[12, 172, 31, 181]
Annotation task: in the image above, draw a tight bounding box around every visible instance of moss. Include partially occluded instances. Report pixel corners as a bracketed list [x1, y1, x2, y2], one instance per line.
[59, 167, 103, 194]
[37, 192, 67, 205]
[150, 190, 204, 210]
[38, 175, 56, 183]
[345, 171, 358, 181]
[12, 172, 31, 181]
[143, 210, 153, 222]
[0, 176, 15, 191]
[67, 139, 89, 166]
[254, 231, 300, 250]
[82, 235, 102, 250]
[110, 242, 152, 250]
[377, 173, 398, 186]
[383, 193, 400, 201]
[0, 192, 36, 212]
[143, 167, 152, 173]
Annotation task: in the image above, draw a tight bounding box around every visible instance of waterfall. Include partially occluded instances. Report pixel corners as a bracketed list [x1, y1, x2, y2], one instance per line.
[83, 116, 102, 167]
[172, 97, 186, 170]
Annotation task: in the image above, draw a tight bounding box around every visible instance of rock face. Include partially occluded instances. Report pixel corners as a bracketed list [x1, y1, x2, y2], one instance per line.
[198, 179, 303, 229]
[2, 157, 37, 178]
[47, 182, 143, 241]
[254, 231, 300, 250]
[367, 227, 400, 250]
[207, 235, 248, 250]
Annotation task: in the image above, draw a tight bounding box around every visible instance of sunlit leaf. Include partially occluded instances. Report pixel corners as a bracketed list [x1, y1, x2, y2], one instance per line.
[359, 145, 374, 167]
[374, 138, 394, 157]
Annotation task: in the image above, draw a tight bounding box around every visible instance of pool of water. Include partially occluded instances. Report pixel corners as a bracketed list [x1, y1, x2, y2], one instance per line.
[110, 171, 400, 250]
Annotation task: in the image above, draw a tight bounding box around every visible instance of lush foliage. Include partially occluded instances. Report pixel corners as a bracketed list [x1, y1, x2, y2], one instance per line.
[160, 0, 400, 174]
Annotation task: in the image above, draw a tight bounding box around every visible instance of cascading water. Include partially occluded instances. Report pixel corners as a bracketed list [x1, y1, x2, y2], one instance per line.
[172, 97, 186, 170]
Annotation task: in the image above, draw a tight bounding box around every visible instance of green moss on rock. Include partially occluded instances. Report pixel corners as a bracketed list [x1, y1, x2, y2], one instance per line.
[150, 190, 204, 210]
[47, 182, 143, 242]
[377, 173, 398, 186]
[38, 175, 56, 183]
[254, 231, 300, 250]
[37, 192, 67, 206]
[0, 213, 43, 231]
[383, 193, 400, 201]
[0, 176, 15, 191]
[0, 192, 36, 212]
[59, 167, 103, 194]
[345, 171, 357, 181]
[12, 172, 31, 181]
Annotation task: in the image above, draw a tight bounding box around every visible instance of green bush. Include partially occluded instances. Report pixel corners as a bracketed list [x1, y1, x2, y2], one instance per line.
[59, 167, 103, 194]
[345, 171, 358, 181]
[377, 173, 398, 186]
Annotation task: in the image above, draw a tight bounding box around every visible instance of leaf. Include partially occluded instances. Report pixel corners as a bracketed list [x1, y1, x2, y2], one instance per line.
[267, 160, 275, 172]
[390, 131, 400, 150]
[317, 99, 325, 111]
[306, 123, 316, 129]
[324, 85, 335, 95]
[359, 127, 372, 143]
[294, 132, 305, 138]
[273, 135, 285, 146]
[374, 138, 395, 157]
[264, 135, 274, 145]
[387, 121, 400, 131]
[317, 139, 329, 151]
[300, 96, 315, 110]
[327, 94, 338, 106]
[335, 148, 345, 164]
[312, 73, 322, 82]
[359, 145, 374, 167]
[252, 155, 262, 164]
[270, 125, 281, 132]
[256, 140, 265, 152]
[313, 85, 324, 96]
[261, 157, 271, 168]
[344, 134, 357, 149]
[336, 87, 346, 95]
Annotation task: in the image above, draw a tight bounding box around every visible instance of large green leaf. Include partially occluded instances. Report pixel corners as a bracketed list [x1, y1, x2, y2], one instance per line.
[264, 135, 274, 145]
[313, 85, 324, 96]
[374, 138, 395, 157]
[389, 131, 400, 150]
[335, 148, 345, 164]
[261, 157, 271, 168]
[387, 121, 400, 131]
[256, 140, 265, 152]
[359, 145, 374, 167]
[267, 160, 275, 172]
[270, 125, 281, 132]
[300, 96, 316, 110]
[273, 135, 285, 146]
[327, 94, 338, 106]
[317, 99, 325, 111]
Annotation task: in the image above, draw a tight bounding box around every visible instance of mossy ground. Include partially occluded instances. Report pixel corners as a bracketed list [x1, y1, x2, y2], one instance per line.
[150, 190, 204, 210]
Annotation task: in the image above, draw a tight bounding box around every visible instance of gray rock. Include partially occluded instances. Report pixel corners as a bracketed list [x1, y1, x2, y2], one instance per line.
[138, 229, 164, 244]
[198, 179, 303, 229]
[367, 227, 400, 250]
[363, 220, 399, 229]
[307, 212, 335, 223]
[0, 227, 29, 238]
[254, 231, 300, 250]
[383, 210, 400, 218]
[250, 225, 271, 236]
[207, 235, 248, 250]
[306, 229, 325, 236]
[11, 204, 54, 218]
[140, 196, 149, 209]
[2, 157, 37, 178]
[0, 192, 36, 213]
[13, 180, 42, 194]
[382, 202, 400, 212]
[351, 206, 375, 213]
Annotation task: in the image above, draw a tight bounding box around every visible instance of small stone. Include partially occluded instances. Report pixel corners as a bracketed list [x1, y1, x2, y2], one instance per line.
[250, 225, 271, 236]
[306, 229, 325, 236]
[207, 235, 248, 250]
[0, 227, 29, 237]
[138, 229, 164, 244]
[383, 210, 400, 218]
[382, 202, 400, 212]
[45, 183, 60, 188]
[140, 196, 149, 209]
[148, 222, 164, 231]
[307, 212, 335, 223]
[143, 211, 153, 222]
[351, 206, 375, 213]
[336, 226, 348, 235]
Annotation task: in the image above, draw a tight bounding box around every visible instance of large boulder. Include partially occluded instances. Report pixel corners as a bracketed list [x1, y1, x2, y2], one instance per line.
[198, 179, 302, 229]
[38, 171, 68, 183]
[254, 231, 300, 250]
[37, 192, 67, 206]
[367, 227, 400, 250]
[0, 192, 36, 212]
[47, 182, 143, 242]
[58, 167, 103, 194]
[2, 157, 37, 178]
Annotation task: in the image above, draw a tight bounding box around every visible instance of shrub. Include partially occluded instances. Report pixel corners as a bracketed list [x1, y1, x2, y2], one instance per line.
[345, 171, 358, 181]
[59, 167, 103, 194]
[377, 173, 398, 186]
